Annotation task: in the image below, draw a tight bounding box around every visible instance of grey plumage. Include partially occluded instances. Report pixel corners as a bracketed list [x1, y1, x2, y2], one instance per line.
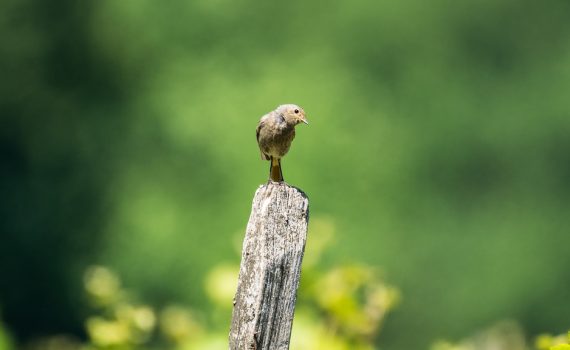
[256, 104, 308, 182]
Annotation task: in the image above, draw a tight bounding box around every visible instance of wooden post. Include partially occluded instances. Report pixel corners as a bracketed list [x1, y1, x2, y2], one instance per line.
[230, 183, 309, 350]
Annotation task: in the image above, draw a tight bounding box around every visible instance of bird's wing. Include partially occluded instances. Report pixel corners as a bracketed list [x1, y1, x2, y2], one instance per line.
[256, 114, 270, 160]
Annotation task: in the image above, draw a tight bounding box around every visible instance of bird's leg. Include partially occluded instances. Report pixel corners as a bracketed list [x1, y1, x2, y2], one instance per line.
[270, 157, 283, 182]
[268, 157, 274, 182]
[278, 158, 284, 182]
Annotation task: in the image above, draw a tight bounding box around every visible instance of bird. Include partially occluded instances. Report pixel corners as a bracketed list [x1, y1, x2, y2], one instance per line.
[256, 104, 309, 182]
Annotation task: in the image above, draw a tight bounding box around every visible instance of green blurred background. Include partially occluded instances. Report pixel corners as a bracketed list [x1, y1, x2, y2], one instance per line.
[2, 0, 570, 348]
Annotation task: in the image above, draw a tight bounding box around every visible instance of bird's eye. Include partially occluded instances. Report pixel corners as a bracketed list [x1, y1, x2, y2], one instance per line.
[294, 109, 299, 114]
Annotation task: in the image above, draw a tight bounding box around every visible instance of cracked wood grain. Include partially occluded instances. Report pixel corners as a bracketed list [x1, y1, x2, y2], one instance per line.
[229, 183, 309, 350]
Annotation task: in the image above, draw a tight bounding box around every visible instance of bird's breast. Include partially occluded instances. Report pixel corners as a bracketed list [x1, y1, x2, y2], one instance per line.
[260, 126, 295, 158]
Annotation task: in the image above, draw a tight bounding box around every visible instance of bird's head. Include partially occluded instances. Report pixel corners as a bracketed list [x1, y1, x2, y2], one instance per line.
[277, 104, 309, 126]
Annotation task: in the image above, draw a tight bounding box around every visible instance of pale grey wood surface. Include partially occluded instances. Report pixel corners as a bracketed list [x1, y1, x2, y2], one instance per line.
[229, 183, 309, 350]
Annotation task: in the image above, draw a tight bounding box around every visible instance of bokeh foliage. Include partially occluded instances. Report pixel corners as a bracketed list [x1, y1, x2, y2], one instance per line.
[1, 0, 570, 348]
[0, 219, 398, 350]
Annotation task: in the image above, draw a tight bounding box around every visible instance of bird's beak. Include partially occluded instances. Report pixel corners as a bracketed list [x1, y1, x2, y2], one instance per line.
[302, 118, 309, 125]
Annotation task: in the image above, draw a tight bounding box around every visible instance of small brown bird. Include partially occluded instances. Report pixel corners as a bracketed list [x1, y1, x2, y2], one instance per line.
[256, 104, 309, 182]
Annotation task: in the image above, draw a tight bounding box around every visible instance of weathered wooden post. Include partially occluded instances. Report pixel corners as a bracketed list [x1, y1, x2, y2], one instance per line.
[230, 182, 309, 350]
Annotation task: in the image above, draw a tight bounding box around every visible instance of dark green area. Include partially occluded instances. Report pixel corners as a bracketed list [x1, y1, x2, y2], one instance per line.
[1, 0, 570, 348]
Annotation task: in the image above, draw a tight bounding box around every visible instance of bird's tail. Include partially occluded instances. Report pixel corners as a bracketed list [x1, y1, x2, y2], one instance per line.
[270, 157, 284, 182]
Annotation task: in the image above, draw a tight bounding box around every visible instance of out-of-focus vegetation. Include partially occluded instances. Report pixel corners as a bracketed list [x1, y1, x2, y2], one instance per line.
[2, 0, 570, 348]
[535, 331, 570, 350]
[431, 323, 570, 350]
[2, 220, 398, 349]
